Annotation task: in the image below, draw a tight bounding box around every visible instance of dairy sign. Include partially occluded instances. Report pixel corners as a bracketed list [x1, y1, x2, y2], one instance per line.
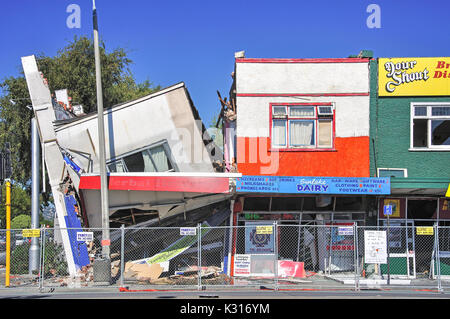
[236, 176, 390, 195]
[379, 57, 450, 96]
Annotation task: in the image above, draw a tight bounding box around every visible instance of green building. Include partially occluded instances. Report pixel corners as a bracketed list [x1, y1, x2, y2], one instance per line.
[369, 56, 450, 277]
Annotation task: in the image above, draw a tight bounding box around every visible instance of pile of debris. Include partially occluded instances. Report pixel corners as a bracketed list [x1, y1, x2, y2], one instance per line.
[123, 263, 229, 285]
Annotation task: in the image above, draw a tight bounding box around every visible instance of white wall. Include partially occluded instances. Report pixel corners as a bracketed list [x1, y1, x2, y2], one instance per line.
[236, 95, 370, 138]
[55, 84, 214, 173]
[236, 62, 370, 94]
[235, 61, 370, 139]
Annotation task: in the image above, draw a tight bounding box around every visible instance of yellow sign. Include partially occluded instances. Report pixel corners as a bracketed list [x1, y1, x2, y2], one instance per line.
[378, 57, 450, 96]
[256, 226, 273, 235]
[22, 229, 40, 238]
[446, 183, 450, 198]
[416, 227, 434, 236]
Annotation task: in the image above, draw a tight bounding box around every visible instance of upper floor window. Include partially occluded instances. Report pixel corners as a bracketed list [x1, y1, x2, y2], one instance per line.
[271, 104, 334, 150]
[411, 103, 450, 150]
[107, 141, 176, 173]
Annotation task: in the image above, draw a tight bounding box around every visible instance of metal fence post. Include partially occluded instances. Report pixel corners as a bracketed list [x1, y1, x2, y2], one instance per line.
[353, 222, 359, 291]
[120, 224, 125, 288]
[274, 221, 279, 291]
[435, 224, 442, 292]
[38, 226, 45, 291]
[40, 226, 47, 290]
[197, 223, 202, 291]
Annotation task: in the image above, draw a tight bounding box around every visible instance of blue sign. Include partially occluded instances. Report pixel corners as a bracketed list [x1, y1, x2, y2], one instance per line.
[384, 205, 393, 216]
[245, 222, 275, 254]
[236, 176, 390, 195]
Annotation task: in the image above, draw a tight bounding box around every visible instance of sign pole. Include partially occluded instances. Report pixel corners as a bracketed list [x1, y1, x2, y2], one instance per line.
[387, 214, 390, 285]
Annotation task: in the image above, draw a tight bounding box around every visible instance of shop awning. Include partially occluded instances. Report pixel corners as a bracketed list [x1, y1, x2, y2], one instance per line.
[79, 172, 241, 194]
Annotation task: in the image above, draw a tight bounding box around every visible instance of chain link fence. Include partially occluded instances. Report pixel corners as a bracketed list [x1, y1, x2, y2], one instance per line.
[1, 225, 450, 292]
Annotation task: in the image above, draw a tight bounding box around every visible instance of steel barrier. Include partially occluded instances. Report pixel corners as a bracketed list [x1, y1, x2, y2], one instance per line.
[0, 225, 449, 292]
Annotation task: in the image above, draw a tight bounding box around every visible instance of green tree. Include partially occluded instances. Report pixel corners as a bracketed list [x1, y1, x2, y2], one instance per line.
[0, 35, 161, 211]
[11, 214, 31, 229]
[0, 183, 31, 228]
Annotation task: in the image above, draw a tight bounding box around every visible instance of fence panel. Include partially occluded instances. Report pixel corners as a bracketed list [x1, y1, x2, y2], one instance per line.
[121, 226, 201, 289]
[436, 226, 450, 291]
[39, 228, 123, 289]
[3, 225, 450, 292]
[198, 226, 232, 287]
[0, 229, 40, 289]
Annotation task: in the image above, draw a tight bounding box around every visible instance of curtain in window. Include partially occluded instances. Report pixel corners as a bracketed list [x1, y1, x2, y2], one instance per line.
[142, 150, 156, 172]
[150, 145, 170, 171]
[290, 121, 314, 146]
[318, 120, 332, 147]
[290, 107, 314, 117]
[272, 120, 286, 146]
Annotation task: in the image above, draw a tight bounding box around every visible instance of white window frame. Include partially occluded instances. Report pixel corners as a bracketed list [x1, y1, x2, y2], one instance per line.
[271, 104, 334, 150]
[107, 140, 177, 172]
[410, 102, 450, 151]
[377, 168, 408, 178]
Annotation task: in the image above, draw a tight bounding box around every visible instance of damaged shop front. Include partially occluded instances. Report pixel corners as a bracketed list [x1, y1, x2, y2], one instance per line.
[372, 56, 450, 279]
[229, 175, 390, 277]
[21, 54, 240, 279]
[219, 51, 385, 279]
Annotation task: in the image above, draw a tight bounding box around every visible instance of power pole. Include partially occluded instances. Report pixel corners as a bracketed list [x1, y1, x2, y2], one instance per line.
[93, 0, 111, 284]
[29, 118, 40, 274]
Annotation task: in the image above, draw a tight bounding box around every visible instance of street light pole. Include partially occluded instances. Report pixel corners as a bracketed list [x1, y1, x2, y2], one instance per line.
[29, 118, 40, 274]
[93, 0, 110, 261]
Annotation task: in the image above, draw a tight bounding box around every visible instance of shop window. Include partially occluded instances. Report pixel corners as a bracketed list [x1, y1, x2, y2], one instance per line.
[243, 197, 270, 211]
[334, 197, 363, 211]
[411, 104, 450, 150]
[108, 142, 175, 173]
[271, 104, 334, 150]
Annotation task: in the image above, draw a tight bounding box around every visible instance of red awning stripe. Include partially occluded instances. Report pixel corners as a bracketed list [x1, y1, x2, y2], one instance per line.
[79, 175, 230, 194]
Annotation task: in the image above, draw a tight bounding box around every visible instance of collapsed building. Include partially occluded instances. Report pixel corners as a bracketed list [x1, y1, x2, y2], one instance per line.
[21, 55, 240, 277]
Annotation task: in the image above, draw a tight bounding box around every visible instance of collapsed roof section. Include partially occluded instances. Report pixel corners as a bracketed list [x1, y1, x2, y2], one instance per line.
[22, 53, 239, 235]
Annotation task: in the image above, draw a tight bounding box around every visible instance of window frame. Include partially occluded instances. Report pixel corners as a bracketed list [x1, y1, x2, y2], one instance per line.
[377, 168, 408, 178]
[410, 102, 450, 151]
[269, 103, 335, 151]
[107, 140, 178, 173]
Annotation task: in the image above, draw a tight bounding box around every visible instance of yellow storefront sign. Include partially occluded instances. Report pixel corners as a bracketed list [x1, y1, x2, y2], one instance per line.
[22, 229, 40, 238]
[416, 227, 434, 236]
[378, 57, 450, 96]
[256, 226, 273, 235]
[446, 183, 450, 198]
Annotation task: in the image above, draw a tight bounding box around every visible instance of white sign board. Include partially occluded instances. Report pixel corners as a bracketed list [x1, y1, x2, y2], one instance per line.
[338, 226, 354, 236]
[76, 232, 94, 242]
[364, 230, 387, 264]
[234, 254, 251, 276]
[180, 227, 197, 236]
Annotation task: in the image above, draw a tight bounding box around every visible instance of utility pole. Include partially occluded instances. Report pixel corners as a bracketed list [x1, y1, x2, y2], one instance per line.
[29, 118, 40, 274]
[93, 0, 111, 283]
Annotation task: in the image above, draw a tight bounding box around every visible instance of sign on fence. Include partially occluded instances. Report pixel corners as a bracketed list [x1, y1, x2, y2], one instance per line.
[416, 227, 434, 235]
[364, 230, 387, 264]
[180, 227, 197, 236]
[234, 254, 251, 276]
[76, 231, 94, 242]
[338, 226, 354, 236]
[22, 229, 40, 237]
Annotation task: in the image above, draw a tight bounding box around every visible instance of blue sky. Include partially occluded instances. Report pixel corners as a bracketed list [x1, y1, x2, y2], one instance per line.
[1, 0, 450, 125]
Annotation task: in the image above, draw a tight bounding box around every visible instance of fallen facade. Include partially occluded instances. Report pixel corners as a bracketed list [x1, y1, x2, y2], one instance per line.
[21, 55, 240, 277]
